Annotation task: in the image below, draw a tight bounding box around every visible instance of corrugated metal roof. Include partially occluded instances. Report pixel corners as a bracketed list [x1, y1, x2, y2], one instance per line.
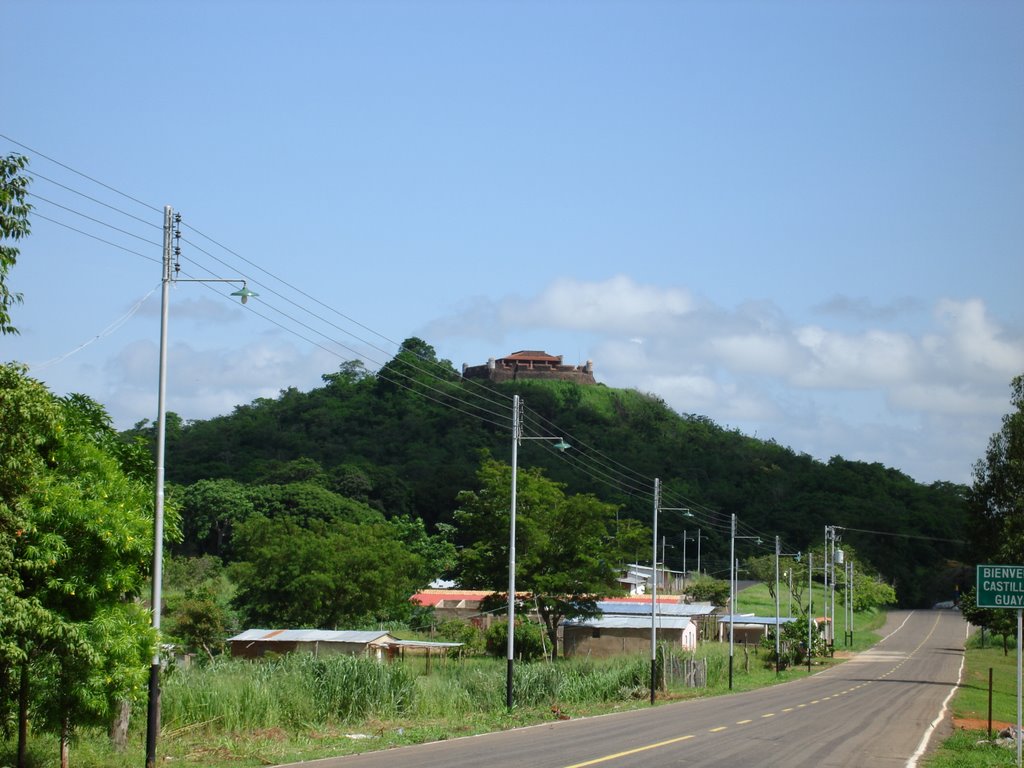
[389, 640, 464, 649]
[228, 629, 395, 644]
[596, 601, 715, 617]
[564, 616, 692, 630]
[716, 616, 798, 625]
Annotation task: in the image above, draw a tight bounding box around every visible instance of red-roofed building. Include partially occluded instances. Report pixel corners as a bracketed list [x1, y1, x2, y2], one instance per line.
[462, 351, 596, 385]
[411, 589, 496, 627]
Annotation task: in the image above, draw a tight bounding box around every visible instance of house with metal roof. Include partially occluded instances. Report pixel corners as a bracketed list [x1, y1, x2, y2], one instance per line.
[560, 600, 712, 657]
[562, 614, 697, 657]
[228, 629, 399, 660]
[715, 615, 801, 645]
[228, 629, 464, 662]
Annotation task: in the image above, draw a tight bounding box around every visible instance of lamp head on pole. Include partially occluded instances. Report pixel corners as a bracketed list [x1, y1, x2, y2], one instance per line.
[553, 439, 571, 452]
[231, 283, 259, 304]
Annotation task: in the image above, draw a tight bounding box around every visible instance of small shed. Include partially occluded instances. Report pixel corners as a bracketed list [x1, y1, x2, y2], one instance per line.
[228, 629, 398, 661]
[598, 599, 717, 641]
[716, 615, 799, 645]
[562, 615, 697, 657]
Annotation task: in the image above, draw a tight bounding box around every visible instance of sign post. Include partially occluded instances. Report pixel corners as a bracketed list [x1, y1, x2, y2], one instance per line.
[977, 564, 1024, 768]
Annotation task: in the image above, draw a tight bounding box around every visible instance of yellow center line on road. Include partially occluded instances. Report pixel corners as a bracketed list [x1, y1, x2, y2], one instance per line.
[562, 629, 949, 768]
[562, 669, 893, 768]
[562, 734, 696, 768]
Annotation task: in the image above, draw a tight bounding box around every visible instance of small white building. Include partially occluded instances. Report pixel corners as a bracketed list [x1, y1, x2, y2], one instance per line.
[562, 615, 697, 657]
[228, 629, 398, 660]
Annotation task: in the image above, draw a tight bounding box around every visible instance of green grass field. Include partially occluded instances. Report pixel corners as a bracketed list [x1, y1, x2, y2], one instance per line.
[925, 629, 1021, 768]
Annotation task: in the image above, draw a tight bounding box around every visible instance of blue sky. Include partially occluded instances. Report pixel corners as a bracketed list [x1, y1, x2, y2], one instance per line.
[3, 0, 1022, 485]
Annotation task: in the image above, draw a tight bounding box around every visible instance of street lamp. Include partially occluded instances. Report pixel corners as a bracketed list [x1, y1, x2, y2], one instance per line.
[507, 394, 569, 709]
[729, 515, 761, 690]
[681, 530, 695, 580]
[146, 206, 256, 768]
[650, 501, 692, 704]
[823, 525, 842, 653]
[774, 537, 801, 675]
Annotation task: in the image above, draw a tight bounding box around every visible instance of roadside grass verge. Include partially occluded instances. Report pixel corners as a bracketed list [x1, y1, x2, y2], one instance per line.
[2, 625, 875, 768]
[925, 629, 1019, 768]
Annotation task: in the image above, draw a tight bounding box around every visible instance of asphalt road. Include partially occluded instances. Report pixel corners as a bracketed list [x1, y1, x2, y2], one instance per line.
[277, 610, 968, 768]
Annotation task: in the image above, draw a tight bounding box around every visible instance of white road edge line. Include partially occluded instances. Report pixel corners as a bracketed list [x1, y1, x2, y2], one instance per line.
[905, 622, 969, 768]
[881, 611, 915, 643]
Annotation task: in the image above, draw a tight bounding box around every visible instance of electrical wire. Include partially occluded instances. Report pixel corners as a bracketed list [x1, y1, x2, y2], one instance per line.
[6, 134, 806, 556]
[0, 133, 161, 214]
[31, 285, 159, 371]
[30, 192, 162, 247]
[30, 212, 160, 264]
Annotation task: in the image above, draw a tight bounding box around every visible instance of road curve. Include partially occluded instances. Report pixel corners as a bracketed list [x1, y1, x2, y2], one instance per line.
[276, 610, 968, 768]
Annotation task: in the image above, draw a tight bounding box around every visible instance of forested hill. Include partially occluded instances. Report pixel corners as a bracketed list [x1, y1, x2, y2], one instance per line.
[126, 340, 969, 608]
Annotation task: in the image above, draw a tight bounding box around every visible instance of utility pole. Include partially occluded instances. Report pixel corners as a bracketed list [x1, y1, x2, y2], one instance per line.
[506, 395, 521, 709]
[145, 205, 173, 768]
[775, 536, 781, 675]
[729, 513, 736, 690]
[807, 551, 814, 673]
[650, 479, 660, 705]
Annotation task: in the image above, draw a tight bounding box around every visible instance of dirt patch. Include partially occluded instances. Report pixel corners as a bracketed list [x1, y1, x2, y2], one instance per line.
[954, 717, 1014, 733]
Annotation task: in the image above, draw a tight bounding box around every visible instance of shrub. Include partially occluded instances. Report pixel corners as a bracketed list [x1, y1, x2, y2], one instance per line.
[484, 619, 546, 661]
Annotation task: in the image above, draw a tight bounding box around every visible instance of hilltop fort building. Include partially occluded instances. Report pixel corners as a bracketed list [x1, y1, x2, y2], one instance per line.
[461, 350, 596, 385]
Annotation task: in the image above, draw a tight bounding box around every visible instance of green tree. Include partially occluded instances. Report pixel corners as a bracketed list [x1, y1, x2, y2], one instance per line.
[230, 515, 425, 628]
[960, 586, 1018, 655]
[167, 585, 229, 662]
[453, 457, 633, 658]
[967, 374, 1024, 564]
[0, 366, 157, 767]
[178, 478, 254, 558]
[0, 153, 31, 336]
[484, 619, 545, 662]
[684, 576, 730, 606]
[744, 554, 781, 602]
[849, 570, 897, 611]
[387, 515, 457, 585]
[248, 481, 383, 526]
[162, 555, 237, 663]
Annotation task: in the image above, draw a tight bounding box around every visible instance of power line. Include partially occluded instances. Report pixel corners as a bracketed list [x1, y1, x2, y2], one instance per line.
[839, 526, 964, 545]
[0, 133, 161, 214]
[31, 212, 159, 263]
[31, 192, 161, 247]
[6, 135, 808, 555]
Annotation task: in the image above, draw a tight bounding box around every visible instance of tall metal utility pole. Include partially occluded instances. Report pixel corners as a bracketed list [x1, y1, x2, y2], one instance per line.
[506, 395, 521, 709]
[145, 205, 173, 768]
[775, 536, 781, 675]
[807, 551, 814, 673]
[728, 513, 736, 689]
[650, 478, 660, 705]
[823, 525, 830, 651]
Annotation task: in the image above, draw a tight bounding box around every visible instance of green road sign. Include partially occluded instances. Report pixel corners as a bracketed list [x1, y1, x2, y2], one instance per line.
[977, 564, 1024, 609]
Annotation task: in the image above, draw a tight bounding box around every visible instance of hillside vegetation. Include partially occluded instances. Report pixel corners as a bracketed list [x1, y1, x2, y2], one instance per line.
[126, 339, 968, 610]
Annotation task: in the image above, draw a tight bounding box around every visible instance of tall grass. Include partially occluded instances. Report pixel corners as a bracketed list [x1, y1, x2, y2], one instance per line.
[161, 653, 416, 731]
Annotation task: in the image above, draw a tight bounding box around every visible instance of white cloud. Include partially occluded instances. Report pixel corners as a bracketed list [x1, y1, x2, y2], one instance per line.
[711, 333, 802, 377]
[101, 335, 343, 426]
[932, 298, 1024, 376]
[791, 326, 918, 387]
[425, 278, 1024, 483]
[511, 275, 696, 334]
